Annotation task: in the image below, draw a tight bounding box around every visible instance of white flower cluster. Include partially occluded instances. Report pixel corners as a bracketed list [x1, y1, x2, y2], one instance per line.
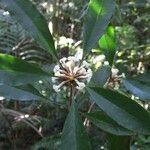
[58, 36, 74, 48]
[107, 68, 125, 90]
[52, 51, 92, 92]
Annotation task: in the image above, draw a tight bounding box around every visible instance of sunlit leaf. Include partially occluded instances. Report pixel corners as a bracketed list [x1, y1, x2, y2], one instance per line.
[83, 0, 115, 53]
[86, 86, 150, 134]
[98, 26, 116, 66]
[0, 53, 49, 85]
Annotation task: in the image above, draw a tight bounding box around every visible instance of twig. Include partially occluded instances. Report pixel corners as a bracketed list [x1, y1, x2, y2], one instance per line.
[84, 102, 95, 126]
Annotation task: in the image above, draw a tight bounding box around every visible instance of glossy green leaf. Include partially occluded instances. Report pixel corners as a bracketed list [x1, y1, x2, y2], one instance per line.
[0, 84, 44, 101]
[90, 65, 111, 87]
[98, 26, 116, 66]
[0, 54, 49, 85]
[83, 0, 115, 53]
[61, 101, 91, 150]
[86, 87, 150, 134]
[0, 0, 57, 58]
[123, 76, 150, 101]
[85, 111, 133, 135]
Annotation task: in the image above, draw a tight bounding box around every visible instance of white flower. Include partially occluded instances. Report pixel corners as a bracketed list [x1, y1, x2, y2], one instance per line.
[111, 68, 119, 77]
[58, 36, 67, 45]
[78, 68, 86, 75]
[52, 51, 92, 92]
[59, 57, 67, 68]
[75, 79, 86, 91]
[38, 80, 43, 84]
[93, 55, 105, 64]
[55, 71, 63, 77]
[58, 36, 74, 47]
[86, 69, 93, 83]
[53, 80, 70, 92]
[59, 57, 67, 63]
[3, 11, 9, 16]
[51, 77, 58, 83]
[0, 96, 5, 101]
[53, 65, 60, 72]
[53, 85, 60, 92]
[68, 56, 75, 61]
[73, 66, 79, 74]
[86, 69, 93, 77]
[65, 59, 75, 72]
[74, 49, 83, 61]
[82, 60, 90, 68]
[76, 82, 85, 91]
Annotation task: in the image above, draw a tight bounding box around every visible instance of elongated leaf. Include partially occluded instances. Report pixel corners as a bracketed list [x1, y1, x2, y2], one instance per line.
[17, 84, 45, 98]
[86, 87, 150, 135]
[98, 26, 116, 66]
[0, 84, 44, 101]
[61, 101, 91, 150]
[134, 72, 150, 84]
[90, 65, 111, 87]
[83, 0, 115, 53]
[123, 78, 150, 101]
[0, 54, 49, 85]
[0, 0, 57, 58]
[85, 111, 133, 135]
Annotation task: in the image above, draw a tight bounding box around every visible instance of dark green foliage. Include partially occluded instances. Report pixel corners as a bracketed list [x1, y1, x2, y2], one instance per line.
[61, 101, 91, 150]
[0, 0, 149, 149]
[123, 72, 150, 101]
[84, 111, 133, 135]
[87, 86, 150, 134]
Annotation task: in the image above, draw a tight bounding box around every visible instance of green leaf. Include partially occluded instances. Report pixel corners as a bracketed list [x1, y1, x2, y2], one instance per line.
[0, 84, 44, 101]
[61, 101, 91, 150]
[98, 26, 116, 66]
[86, 87, 150, 135]
[83, 0, 115, 53]
[0, 54, 49, 85]
[90, 65, 111, 87]
[107, 134, 130, 150]
[0, 0, 57, 58]
[123, 75, 150, 101]
[133, 72, 150, 84]
[17, 84, 45, 98]
[31, 134, 61, 150]
[85, 111, 133, 136]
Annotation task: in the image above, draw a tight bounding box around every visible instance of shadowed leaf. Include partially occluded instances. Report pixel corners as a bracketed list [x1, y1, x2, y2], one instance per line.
[61, 101, 91, 150]
[86, 86, 150, 135]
